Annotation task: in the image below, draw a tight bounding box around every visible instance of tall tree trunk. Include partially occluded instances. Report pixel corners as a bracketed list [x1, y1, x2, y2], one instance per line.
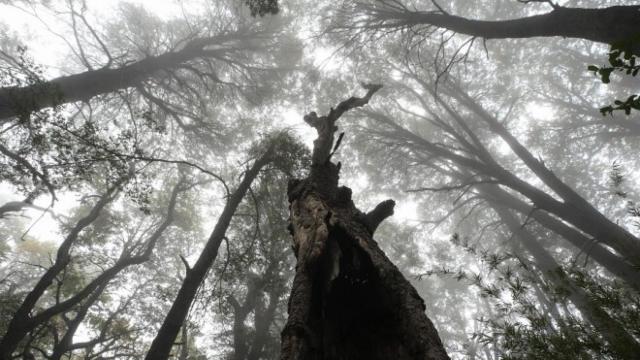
[446, 84, 640, 267]
[247, 285, 282, 360]
[492, 204, 640, 359]
[179, 324, 189, 360]
[280, 85, 449, 360]
[145, 148, 274, 360]
[230, 278, 266, 360]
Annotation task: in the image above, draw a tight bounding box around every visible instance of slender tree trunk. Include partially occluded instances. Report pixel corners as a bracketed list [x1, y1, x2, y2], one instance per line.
[530, 282, 563, 327]
[447, 84, 640, 266]
[492, 204, 640, 359]
[369, 4, 640, 54]
[49, 282, 109, 360]
[145, 148, 274, 360]
[280, 85, 449, 360]
[179, 324, 189, 360]
[230, 278, 265, 360]
[247, 286, 281, 360]
[480, 184, 640, 291]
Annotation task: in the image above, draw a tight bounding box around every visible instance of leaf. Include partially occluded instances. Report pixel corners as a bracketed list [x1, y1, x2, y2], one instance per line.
[600, 68, 614, 83]
[600, 106, 614, 116]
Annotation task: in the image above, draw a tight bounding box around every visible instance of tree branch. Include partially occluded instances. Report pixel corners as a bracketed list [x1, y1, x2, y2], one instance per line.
[365, 199, 396, 233]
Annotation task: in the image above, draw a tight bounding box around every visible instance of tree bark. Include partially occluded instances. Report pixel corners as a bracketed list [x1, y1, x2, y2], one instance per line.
[144, 148, 274, 360]
[179, 324, 189, 360]
[280, 85, 449, 360]
[230, 277, 266, 360]
[369, 4, 640, 54]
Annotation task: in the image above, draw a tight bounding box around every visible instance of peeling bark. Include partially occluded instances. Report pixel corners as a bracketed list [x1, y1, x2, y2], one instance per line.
[280, 85, 449, 360]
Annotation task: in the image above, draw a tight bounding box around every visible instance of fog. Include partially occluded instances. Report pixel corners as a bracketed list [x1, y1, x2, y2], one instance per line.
[0, 0, 638, 359]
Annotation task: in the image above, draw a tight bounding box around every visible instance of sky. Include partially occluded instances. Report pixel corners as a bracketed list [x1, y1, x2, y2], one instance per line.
[0, 0, 429, 256]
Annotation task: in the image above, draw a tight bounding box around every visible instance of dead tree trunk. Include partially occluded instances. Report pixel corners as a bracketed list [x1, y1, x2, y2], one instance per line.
[280, 85, 449, 360]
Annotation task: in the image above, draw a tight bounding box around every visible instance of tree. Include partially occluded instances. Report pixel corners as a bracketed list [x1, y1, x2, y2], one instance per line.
[0, 175, 126, 359]
[343, 47, 640, 355]
[3, 1, 640, 359]
[146, 133, 307, 359]
[0, 0, 290, 122]
[488, 201, 639, 359]
[358, 67, 640, 279]
[280, 84, 449, 360]
[0, 171, 188, 359]
[216, 169, 295, 360]
[0, 0, 299, 215]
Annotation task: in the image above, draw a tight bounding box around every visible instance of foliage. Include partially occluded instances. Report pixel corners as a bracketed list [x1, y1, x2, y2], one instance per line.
[588, 37, 640, 116]
[250, 130, 311, 177]
[0, 46, 161, 212]
[245, 0, 279, 17]
[421, 234, 637, 359]
[207, 166, 293, 359]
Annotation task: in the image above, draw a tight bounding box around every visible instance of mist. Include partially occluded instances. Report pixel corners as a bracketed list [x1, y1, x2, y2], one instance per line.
[0, 0, 638, 359]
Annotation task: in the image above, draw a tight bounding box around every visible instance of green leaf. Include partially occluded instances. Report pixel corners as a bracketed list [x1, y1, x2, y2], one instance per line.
[600, 68, 613, 83]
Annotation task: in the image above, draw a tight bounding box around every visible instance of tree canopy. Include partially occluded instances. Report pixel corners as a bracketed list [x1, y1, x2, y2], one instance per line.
[0, 0, 639, 359]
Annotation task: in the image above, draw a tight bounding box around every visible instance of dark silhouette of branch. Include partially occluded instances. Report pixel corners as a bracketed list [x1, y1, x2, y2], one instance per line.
[353, 2, 640, 54]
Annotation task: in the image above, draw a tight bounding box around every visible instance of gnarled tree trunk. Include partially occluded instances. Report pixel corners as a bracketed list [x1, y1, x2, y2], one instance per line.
[280, 85, 449, 360]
